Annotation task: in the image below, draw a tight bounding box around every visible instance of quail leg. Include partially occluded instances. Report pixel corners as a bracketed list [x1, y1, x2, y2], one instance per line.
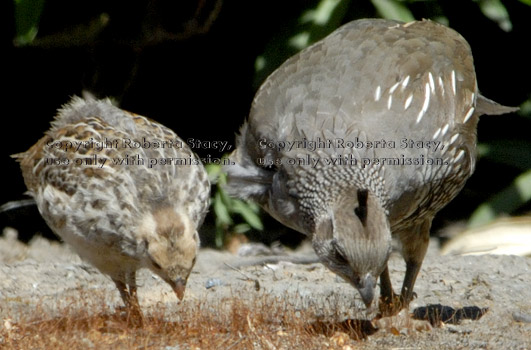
[113, 272, 141, 319]
[378, 264, 402, 316]
[114, 278, 131, 307]
[378, 219, 431, 316]
[398, 219, 431, 307]
[379, 265, 395, 301]
[128, 272, 141, 311]
[126, 272, 143, 323]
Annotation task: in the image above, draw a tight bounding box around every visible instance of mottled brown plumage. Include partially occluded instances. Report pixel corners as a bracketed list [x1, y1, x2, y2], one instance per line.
[14, 97, 210, 312]
[225, 19, 516, 312]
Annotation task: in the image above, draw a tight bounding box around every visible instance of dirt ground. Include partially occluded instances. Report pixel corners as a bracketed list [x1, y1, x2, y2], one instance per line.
[0, 228, 530, 349]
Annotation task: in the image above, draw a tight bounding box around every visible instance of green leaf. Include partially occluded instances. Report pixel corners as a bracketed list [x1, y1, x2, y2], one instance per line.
[205, 163, 223, 184]
[468, 170, 531, 228]
[14, 0, 45, 45]
[217, 185, 235, 211]
[476, 0, 512, 31]
[254, 0, 352, 89]
[231, 200, 264, 231]
[214, 228, 224, 248]
[518, 0, 531, 5]
[213, 191, 232, 227]
[371, 0, 415, 22]
[301, 0, 345, 25]
[233, 223, 252, 234]
[432, 16, 449, 26]
[288, 32, 311, 50]
[245, 200, 261, 213]
[518, 97, 531, 119]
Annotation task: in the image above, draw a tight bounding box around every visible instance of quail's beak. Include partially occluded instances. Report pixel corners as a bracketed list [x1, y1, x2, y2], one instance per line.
[172, 278, 186, 301]
[355, 274, 376, 307]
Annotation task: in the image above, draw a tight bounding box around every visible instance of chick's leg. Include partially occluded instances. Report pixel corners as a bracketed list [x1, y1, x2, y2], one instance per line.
[114, 278, 131, 308]
[114, 272, 142, 324]
[113, 272, 141, 315]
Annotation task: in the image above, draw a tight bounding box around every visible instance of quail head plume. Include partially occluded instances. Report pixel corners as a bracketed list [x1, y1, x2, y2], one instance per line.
[225, 19, 517, 312]
[14, 97, 210, 312]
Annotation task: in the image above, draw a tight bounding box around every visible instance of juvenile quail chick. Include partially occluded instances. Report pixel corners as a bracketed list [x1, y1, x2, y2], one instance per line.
[225, 19, 516, 313]
[14, 97, 210, 312]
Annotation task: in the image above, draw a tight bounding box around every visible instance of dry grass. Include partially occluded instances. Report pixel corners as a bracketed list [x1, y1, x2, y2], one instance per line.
[0, 283, 450, 350]
[0, 290, 385, 350]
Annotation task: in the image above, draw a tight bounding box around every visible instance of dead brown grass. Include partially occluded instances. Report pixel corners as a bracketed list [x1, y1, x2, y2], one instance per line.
[0, 290, 382, 350]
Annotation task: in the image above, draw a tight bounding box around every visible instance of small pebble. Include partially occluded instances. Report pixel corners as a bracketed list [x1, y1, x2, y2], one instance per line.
[205, 278, 224, 289]
[165, 346, 180, 350]
[81, 338, 95, 349]
[512, 312, 531, 323]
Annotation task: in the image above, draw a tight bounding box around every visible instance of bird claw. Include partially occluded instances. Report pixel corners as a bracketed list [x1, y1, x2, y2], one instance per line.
[115, 302, 144, 326]
[378, 293, 413, 317]
[378, 295, 402, 317]
[125, 307, 144, 327]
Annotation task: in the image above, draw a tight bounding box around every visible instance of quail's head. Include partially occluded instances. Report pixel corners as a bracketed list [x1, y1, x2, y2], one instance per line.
[312, 189, 391, 307]
[140, 208, 199, 300]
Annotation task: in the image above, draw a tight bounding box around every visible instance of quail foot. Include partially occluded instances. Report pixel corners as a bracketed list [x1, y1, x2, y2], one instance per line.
[224, 19, 517, 315]
[14, 97, 210, 314]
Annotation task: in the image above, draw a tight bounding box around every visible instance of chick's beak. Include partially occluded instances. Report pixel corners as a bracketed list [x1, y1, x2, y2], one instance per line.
[172, 278, 186, 300]
[356, 274, 376, 307]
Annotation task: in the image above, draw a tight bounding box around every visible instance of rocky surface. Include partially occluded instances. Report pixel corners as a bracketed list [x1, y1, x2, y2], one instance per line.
[1, 229, 530, 349]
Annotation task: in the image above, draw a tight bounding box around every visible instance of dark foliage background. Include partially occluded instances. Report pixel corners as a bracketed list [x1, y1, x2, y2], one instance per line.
[2, 0, 530, 247]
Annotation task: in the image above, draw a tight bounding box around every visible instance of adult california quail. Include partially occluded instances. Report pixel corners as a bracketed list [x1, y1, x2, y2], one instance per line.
[224, 19, 516, 312]
[14, 97, 210, 313]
